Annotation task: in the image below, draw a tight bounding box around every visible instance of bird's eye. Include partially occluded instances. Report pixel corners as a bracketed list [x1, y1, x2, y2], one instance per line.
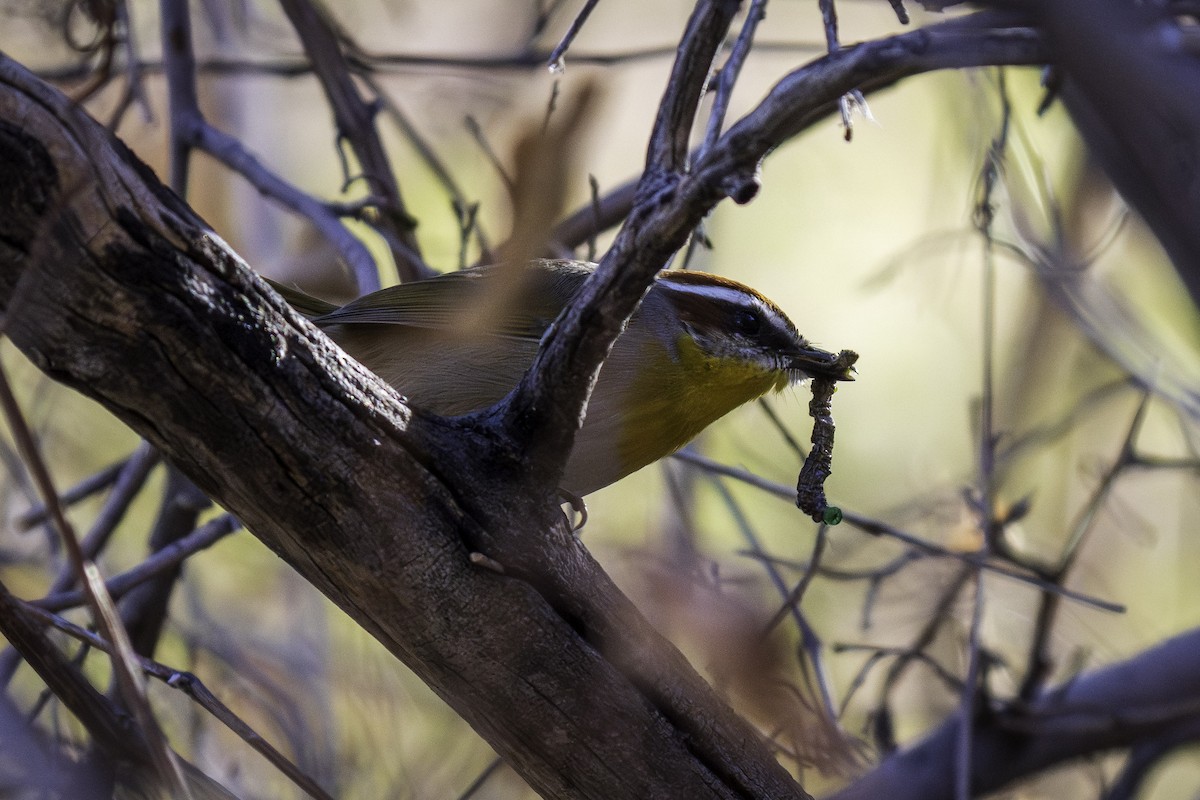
[732, 309, 761, 336]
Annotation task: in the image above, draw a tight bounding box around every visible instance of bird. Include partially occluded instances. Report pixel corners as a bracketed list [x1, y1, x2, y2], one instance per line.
[271, 259, 853, 496]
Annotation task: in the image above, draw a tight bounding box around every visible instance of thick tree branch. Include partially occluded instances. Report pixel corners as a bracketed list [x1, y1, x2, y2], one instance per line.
[960, 0, 1200, 309]
[0, 9, 1064, 799]
[827, 627, 1200, 800]
[0, 54, 803, 800]
[1033, 0, 1200, 307]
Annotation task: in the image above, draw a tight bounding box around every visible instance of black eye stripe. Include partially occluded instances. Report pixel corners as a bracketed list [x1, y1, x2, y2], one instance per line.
[732, 308, 762, 335]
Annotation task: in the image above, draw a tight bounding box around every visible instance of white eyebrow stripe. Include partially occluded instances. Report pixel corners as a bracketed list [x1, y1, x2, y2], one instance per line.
[658, 280, 764, 309]
[658, 280, 799, 332]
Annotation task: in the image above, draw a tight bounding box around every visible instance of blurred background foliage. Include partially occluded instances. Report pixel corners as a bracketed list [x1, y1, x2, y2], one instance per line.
[2, 1, 1199, 797]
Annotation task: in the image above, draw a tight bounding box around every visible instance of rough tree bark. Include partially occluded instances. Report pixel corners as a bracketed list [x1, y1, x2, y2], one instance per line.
[830, 628, 1200, 800]
[0, 48, 805, 800]
[0, 7, 1062, 799]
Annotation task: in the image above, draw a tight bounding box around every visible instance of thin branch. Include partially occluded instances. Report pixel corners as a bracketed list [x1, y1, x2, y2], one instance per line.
[15, 454, 130, 531]
[0, 436, 159, 693]
[457, 756, 505, 800]
[189, 120, 381, 288]
[278, 0, 428, 284]
[360, 73, 492, 262]
[159, 0, 199, 194]
[843, 510, 1124, 614]
[38, 40, 839, 84]
[106, 1, 154, 131]
[32, 515, 239, 613]
[22, 602, 336, 800]
[3, 440, 162, 674]
[0, 577, 140, 765]
[758, 396, 808, 459]
[120, 468, 212, 658]
[0, 364, 187, 794]
[464, 114, 517, 199]
[836, 643, 963, 706]
[646, 0, 742, 174]
[702, 12, 1041, 169]
[673, 449, 1125, 613]
[547, 0, 603, 69]
[956, 576, 985, 800]
[552, 178, 638, 249]
[700, 0, 767, 156]
[585, 174, 601, 261]
[160, 0, 385, 288]
[956, 69, 1010, 800]
[710, 477, 841, 725]
[1018, 389, 1154, 699]
[819, 0, 841, 53]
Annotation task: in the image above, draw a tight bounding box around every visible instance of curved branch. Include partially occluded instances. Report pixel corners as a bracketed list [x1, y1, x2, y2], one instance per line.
[509, 10, 1047, 503]
[0, 9, 1071, 800]
[827, 627, 1200, 800]
[0, 54, 804, 800]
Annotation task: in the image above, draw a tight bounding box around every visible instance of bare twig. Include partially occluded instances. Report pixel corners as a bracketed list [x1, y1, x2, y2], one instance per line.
[0, 438, 163, 687]
[874, 565, 974, 715]
[552, 178, 638, 249]
[547, 0, 602, 69]
[836, 643, 963, 709]
[190, 121, 382, 287]
[673, 450, 1125, 613]
[456, 756, 505, 800]
[15, 454, 129, 531]
[22, 602, 336, 800]
[32, 515, 239, 613]
[278, 0, 428, 284]
[105, 1, 154, 131]
[700, 0, 768, 156]
[465, 114, 517, 199]
[120, 468, 212, 658]
[361, 73, 492, 262]
[159, 0, 384, 290]
[586, 174, 601, 261]
[758, 397, 808, 458]
[0, 363, 188, 795]
[711, 477, 841, 724]
[954, 70, 1011, 800]
[3, 440, 163, 667]
[159, 0, 200, 194]
[0, 576, 141, 770]
[819, 0, 841, 53]
[1018, 389, 1154, 699]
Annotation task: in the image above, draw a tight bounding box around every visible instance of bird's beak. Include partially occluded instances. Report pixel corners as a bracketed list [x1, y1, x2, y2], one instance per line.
[790, 346, 858, 381]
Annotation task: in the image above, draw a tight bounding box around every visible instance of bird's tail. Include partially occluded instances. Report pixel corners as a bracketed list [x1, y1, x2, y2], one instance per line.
[263, 277, 341, 319]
